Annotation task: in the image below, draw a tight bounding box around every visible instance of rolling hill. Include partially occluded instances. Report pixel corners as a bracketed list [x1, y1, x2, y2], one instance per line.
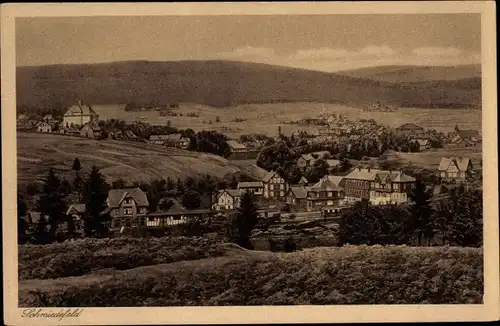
[17, 132, 246, 188]
[336, 64, 481, 83]
[16, 60, 481, 110]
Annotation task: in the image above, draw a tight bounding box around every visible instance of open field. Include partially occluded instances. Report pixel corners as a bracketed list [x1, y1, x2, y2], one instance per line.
[380, 148, 483, 170]
[19, 242, 483, 306]
[93, 102, 482, 138]
[17, 132, 243, 187]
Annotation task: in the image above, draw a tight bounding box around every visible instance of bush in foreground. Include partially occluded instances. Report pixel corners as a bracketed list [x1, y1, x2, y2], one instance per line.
[20, 245, 483, 306]
[18, 237, 228, 280]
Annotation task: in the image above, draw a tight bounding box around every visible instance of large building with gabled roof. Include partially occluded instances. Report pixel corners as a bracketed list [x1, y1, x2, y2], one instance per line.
[342, 167, 416, 205]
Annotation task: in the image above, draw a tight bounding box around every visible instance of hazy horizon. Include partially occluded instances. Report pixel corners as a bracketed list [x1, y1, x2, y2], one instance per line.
[16, 14, 481, 72]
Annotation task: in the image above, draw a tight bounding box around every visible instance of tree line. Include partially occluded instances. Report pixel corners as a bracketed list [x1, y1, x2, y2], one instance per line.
[337, 181, 482, 247]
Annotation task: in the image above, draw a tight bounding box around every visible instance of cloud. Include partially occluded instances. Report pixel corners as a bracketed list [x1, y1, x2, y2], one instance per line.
[216, 46, 276, 61]
[412, 47, 463, 57]
[214, 45, 479, 72]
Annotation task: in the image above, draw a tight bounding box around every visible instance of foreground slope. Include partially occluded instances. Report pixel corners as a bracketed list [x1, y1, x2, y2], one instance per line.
[17, 60, 481, 109]
[19, 244, 483, 306]
[17, 132, 242, 187]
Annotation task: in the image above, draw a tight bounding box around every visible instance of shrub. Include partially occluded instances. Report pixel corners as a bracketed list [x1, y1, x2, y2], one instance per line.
[18, 237, 228, 280]
[19, 245, 483, 306]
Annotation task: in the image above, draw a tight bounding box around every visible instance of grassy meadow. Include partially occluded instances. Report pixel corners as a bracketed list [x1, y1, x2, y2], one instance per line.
[17, 132, 243, 188]
[19, 238, 483, 306]
[93, 102, 482, 139]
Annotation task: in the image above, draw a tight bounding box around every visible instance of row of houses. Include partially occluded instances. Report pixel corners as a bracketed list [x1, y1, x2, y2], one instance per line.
[213, 155, 475, 214]
[149, 134, 191, 149]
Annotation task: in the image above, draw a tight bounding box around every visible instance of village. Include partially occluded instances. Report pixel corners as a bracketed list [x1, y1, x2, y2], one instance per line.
[17, 100, 482, 244]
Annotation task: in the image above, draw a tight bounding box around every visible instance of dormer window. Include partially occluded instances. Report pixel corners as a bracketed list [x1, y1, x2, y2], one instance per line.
[124, 197, 134, 204]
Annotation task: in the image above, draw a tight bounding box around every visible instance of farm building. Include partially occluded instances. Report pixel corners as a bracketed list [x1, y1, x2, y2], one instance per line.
[438, 157, 473, 182]
[36, 121, 52, 133]
[227, 140, 249, 153]
[212, 189, 242, 211]
[63, 100, 99, 128]
[237, 181, 264, 196]
[285, 185, 309, 210]
[80, 122, 102, 139]
[107, 187, 150, 230]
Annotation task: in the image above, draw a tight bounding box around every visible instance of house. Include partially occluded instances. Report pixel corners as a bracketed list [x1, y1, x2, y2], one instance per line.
[438, 157, 473, 182]
[149, 134, 171, 145]
[285, 186, 309, 210]
[107, 187, 149, 230]
[42, 114, 55, 124]
[60, 125, 81, 136]
[262, 171, 289, 200]
[296, 151, 330, 168]
[396, 123, 424, 135]
[63, 100, 99, 128]
[108, 130, 123, 140]
[212, 189, 242, 211]
[65, 204, 86, 234]
[227, 140, 248, 153]
[306, 175, 345, 211]
[342, 168, 416, 205]
[36, 121, 52, 133]
[416, 139, 430, 151]
[156, 133, 189, 148]
[124, 130, 139, 140]
[80, 122, 102, 139]
[237, 181, 264, 196]
[449, 125, 479, 141]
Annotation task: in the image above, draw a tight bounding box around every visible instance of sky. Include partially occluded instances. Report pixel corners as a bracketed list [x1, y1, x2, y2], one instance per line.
[16, 14, 481, 72]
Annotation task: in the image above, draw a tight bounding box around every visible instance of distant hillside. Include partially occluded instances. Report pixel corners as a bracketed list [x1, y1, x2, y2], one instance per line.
[17, 132, 245, 188]
[336, 64, 481, 83]
[17, 60, 481, 110]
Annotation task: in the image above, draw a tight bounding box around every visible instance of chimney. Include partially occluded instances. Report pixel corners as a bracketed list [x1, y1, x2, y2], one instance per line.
[77, 100, 82, 106]
[278, 126, 282, 136]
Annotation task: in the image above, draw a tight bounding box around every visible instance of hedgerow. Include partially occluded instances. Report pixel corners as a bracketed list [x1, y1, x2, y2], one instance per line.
[20, 245, 483, 306]
[18, 237, 228, 280]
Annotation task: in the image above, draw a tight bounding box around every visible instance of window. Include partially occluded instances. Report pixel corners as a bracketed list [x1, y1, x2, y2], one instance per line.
[125, 218, 131, 227]
[280, 179, 284, 184]
[132, 219, 137, 226]
[269, 184, 274, 190]
[375, 183, 380, 188]
[393, 184, 398, 190]
[371, 182, 375, 188]
[270, 192, 274, 197]
[280, 184, 284, 190]
[124, 208, 133, 215]
[328, 192, 332, 197]
[280, 191, 284, 197]
[113, 219, 120, 228]
[124, 197, 134, 204]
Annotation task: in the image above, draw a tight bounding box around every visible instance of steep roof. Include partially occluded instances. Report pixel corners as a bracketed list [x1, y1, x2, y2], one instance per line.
[289, 186, 308, 199]
[66, 204, 86, 215]
[438, 157, 471, 172]
[65, 101, 98, 117]
[310, 175, 344, 192]
[300, 151, 330, 162]
[298, 176, 309, 185]
[344, 168, 415, 182]
[227, 140, 248, 150]
[262, 171, 279, 183]
[83, 122, 101, 131]
[107, 187, 149, 208]
[417, 139, 429, 146]
[220, 189, 242, 198]
[237, 181, 263, 188]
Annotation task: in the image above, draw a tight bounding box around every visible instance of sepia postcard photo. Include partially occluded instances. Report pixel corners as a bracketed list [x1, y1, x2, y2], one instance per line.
[2, 2, 499, 325]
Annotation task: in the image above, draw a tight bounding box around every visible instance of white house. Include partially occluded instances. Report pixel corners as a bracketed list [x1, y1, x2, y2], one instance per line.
[212, 189, 242, 211]
[63, 100, 99, 128]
